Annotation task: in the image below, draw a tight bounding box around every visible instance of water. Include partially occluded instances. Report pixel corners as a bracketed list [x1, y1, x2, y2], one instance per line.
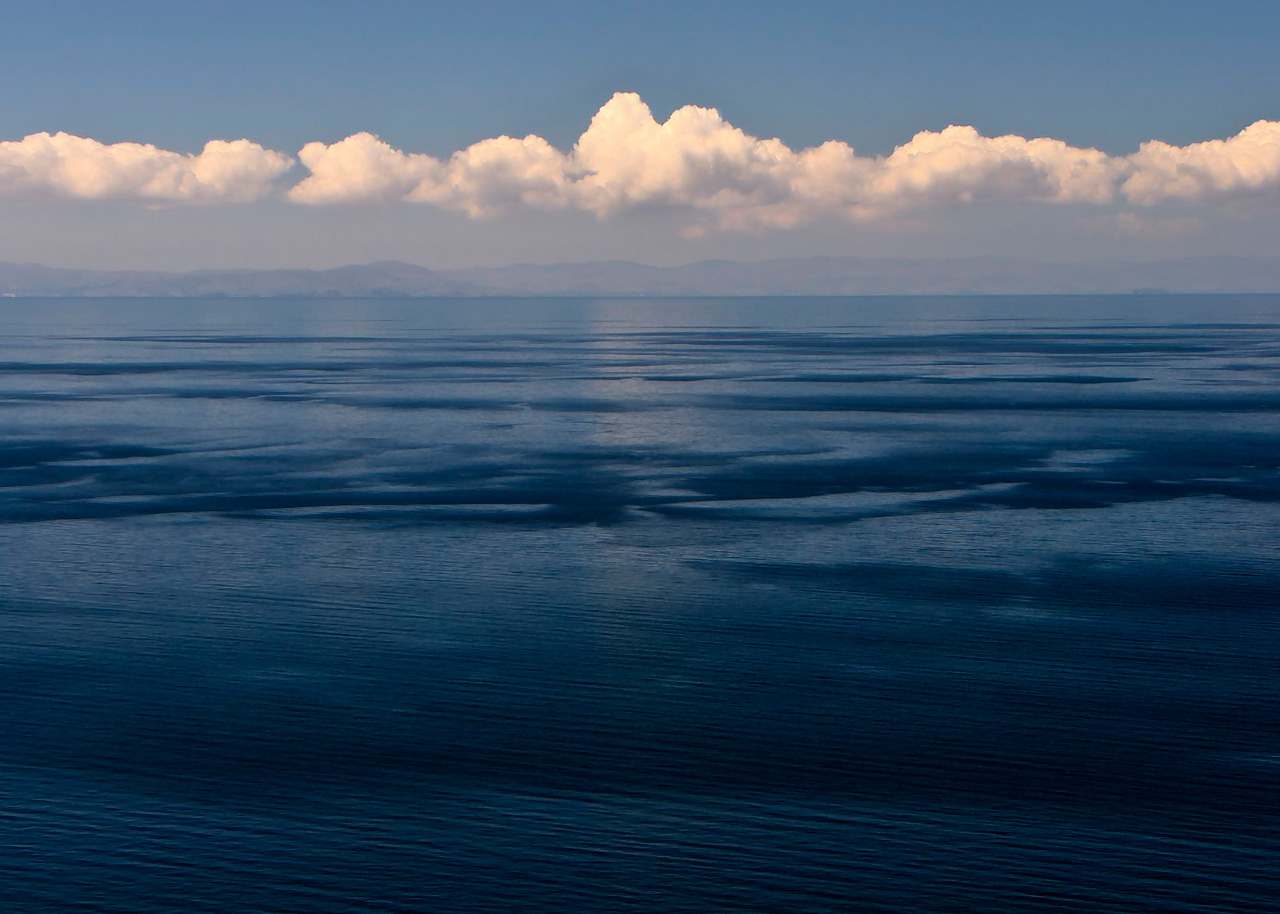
[2, 295, 1278, 912]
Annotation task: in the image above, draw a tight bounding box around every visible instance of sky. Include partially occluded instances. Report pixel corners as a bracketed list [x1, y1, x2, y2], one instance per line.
[1, 0, 1278, 271]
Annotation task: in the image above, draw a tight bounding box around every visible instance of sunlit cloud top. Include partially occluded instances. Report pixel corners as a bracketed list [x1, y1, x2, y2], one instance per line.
[0, 133, 292, 203]
[3, 93, 1278, 231]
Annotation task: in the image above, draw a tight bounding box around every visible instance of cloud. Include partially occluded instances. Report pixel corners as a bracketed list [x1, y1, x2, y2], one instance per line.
[865, 125, 1117, 208]
[0, 133, 292, 203]
[1121, 119, 1280, 204]
[288, 131, 577, 216]
[407, 134, 576, 215]
[289, 132, 439, 204]
[571, 92, 807, 216]
[290, 93, 1280, 228]
[285, 94, 1129, 227]
[7, 96, 1280, 226]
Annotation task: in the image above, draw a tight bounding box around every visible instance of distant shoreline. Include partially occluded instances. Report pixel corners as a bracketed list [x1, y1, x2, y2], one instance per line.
[5, 292, 1280, 300]
[4, 255, 1280, 298]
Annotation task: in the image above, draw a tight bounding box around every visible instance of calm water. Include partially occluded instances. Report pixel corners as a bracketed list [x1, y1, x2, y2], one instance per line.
[2, 295, 1278, 913]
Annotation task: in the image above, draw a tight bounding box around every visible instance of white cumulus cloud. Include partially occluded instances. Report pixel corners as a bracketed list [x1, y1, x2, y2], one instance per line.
[866, 125, 1118, 208]
[1120, 119, 1280, 204]
[571, 92, 803, 214]
[0, 133, 292, 203]
[288, 131, 576, 216]
[7, 97, 1280, 226]
[294, 92, 1247, 228]
[407, 134, 576, 216]
[289, 132, 439, 204]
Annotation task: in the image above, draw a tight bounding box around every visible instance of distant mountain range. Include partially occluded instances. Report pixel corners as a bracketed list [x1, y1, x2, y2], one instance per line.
[0, 260, 473, 298]
[3, 256, 1280, 297]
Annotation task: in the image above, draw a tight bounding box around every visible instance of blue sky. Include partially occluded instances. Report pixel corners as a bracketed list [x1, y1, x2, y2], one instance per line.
[1, 1, 1278, 269]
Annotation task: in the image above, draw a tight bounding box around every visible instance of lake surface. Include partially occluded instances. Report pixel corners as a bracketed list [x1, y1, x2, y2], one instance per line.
[2, 295, 1278, 912]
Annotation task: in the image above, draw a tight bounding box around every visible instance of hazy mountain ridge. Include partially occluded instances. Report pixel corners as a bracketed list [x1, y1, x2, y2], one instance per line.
[3, 256, 1280, 297]
[0, 260, 475, 297]
[441, 256, 1280, 295]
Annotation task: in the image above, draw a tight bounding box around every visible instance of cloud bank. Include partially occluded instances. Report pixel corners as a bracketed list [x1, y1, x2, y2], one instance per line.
[1121, 120, 1280, 204]
[0, 133, 292, 203]
[2, 94, 1278, 229]
[286, 94, 1125, 227]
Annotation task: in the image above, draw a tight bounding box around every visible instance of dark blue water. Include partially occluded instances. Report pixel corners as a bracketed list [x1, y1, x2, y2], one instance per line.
[2, 295, 1278, 913]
